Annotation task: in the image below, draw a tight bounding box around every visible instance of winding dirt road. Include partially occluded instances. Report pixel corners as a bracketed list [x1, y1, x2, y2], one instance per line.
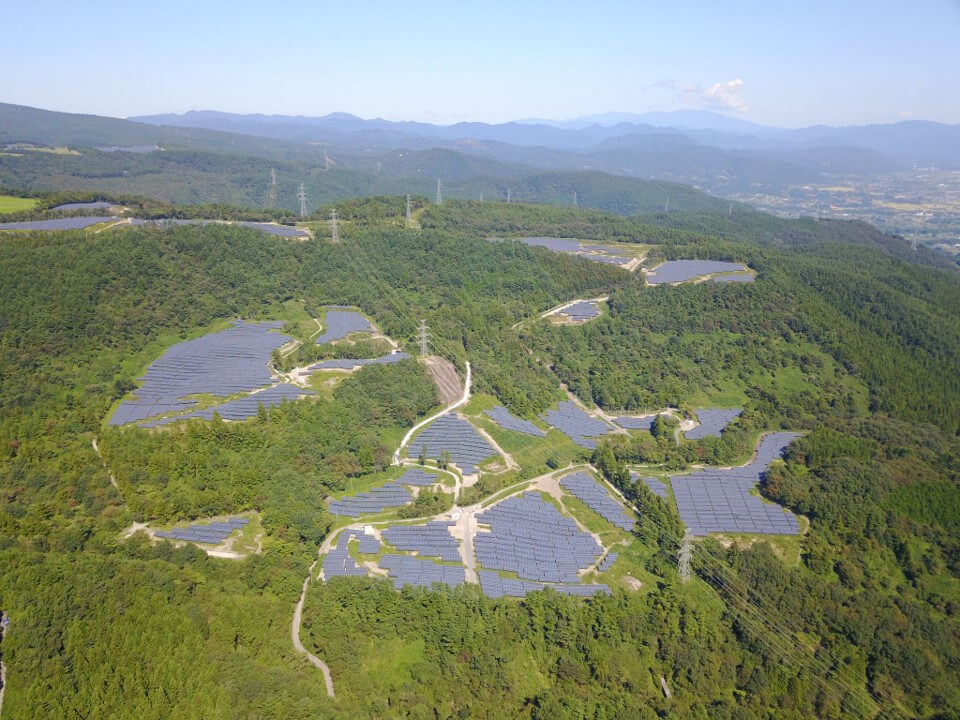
[292, 560, 335, 697]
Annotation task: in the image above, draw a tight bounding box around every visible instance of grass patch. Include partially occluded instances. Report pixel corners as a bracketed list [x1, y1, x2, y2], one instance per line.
[0, 195, 38, 214]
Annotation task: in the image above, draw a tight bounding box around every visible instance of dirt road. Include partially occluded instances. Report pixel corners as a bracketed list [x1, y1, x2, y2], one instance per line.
[292, 560, 335, 697]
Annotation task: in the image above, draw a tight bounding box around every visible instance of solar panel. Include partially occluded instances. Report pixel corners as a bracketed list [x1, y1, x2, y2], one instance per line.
[50, 201, 115, 212]
[684, 408, 742, 439]
[315, 309, 373, 345]
[382, 521, 462, 562]
[613, 414, 659, 430]
[646, 260, 748, 284]
[306, 352, 411, 372]
[539, 401, 614, 449]
[557, 301, 601, 321]
[328, 479, 413, 517]
[560, 472, 634, 531]
[0, 216, 114, 231]
[108, 320, 295, 426]
[712, 272, 755, 283]
[406, 413, 496, 475]
[670, 432, 801, 536]
[484, 405, 546, 437]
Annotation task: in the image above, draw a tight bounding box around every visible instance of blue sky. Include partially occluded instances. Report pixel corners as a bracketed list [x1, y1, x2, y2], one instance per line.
[4, 0, 959, 127]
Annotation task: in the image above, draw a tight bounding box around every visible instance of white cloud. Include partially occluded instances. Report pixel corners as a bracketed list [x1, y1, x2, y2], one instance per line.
[648, 77, 749, 113]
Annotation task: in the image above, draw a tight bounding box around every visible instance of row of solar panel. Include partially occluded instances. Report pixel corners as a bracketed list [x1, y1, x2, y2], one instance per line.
[560, 472, 634, 531]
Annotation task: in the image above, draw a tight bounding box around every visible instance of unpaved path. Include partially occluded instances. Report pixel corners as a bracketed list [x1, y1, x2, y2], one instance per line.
[394, 361, 471, 464]
[91, 437, 119, 490]
[292, 560, 335, 697]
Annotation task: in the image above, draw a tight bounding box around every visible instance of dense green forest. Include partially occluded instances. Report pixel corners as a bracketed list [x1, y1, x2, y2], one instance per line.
[1, 197, 958, 718]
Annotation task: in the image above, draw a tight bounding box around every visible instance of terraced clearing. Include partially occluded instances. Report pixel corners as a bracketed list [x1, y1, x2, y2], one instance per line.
[0, 195, 38, 214]
[645, 259, 751, 285]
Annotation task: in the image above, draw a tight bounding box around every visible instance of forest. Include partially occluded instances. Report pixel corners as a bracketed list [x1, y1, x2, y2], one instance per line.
[0, 197, 958, 719]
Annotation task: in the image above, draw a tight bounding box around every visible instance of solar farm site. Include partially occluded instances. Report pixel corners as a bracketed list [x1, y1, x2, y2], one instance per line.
[539, 401, 614, 449]
[327, 467, 441, 516]
[555, 300, 601, 322]
[154, 516, 250, 544]
[484, 405, 546, 437]
[560, 472, 634, 531]
[491, 237, 637, 267]
[613, 414, 661, 430]
[670, 432, 802, 536]
[406, 413, 496, 475]
[712, 271, 755, 283]
[314, 308, 373, 345]
[306, 352, 410, 371]
[645, 260, 749, 284]
[109, 320, 297, 427]
[0, 216, 114, 231]
[684, 408, 742, 439]
[50, 200, 116, 211]
[0, 215, 309, 237]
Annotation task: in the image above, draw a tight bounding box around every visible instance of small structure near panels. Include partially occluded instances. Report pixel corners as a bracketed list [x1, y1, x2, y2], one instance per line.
[670, 432, 801, 536]
[484, 405, 546, 437]
[646, 260, 748, 285]
[560, 472, 634, 531]
[684, 408, 742, 439]
[540, 401, 614, 449]
[406, 413, 496, 475]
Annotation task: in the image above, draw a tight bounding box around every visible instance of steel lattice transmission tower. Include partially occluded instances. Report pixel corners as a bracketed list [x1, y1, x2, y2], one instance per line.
[436, 178, 442, 205]
[678, 530, 693, 582]
[329, 208, 339, 243]
[298, 183, 308, 218]
[405, 194, 412, 227]
[266, 168, 277, 208]
[417, 319, 431, 358]
[573, 190, 578, 208]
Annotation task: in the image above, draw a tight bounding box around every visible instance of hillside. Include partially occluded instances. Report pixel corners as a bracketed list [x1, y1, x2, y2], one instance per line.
[1, 196, 958, 719]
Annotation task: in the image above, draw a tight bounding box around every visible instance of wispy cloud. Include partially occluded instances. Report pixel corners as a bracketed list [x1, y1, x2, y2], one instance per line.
[647, 77, 749, 113]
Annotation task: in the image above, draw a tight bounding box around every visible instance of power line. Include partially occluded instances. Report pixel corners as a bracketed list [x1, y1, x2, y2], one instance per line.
[436, 178, 442, 205]
[405, 194, 412, 227]
[298, 183, 308, 218]
[506, 187, 512, 204]
[418, 319, 431, 357]
[329, 208, 339, 243]
[266, 168, 277, 209]
[572, 190, 578, 208]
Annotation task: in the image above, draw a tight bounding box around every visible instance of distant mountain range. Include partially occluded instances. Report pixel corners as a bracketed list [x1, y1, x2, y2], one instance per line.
[128, 108, 960, 169]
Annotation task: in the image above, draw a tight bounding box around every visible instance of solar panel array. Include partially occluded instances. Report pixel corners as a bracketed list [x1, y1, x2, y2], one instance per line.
[355, 533, 380, 554]
[396, 467, 440, 486]
[478, 570, 610, 598]
[685, 408, 742, 439]
[635, 474, 670, 499]
[484, 405, 546, 437]
[0, 216, 113, 231]
[382, 521, 461, 562]
[328, 479, 412, 517]
[307, 352, 410, 371]
[109, 320, 291, 426]
[579, 253, 632, 266]
[613, 414, 659, 430]
[406, 413, 495, 475]
[315, 309, 373, 345]
[96, 145, 159, 154]
[381, 554, 465, 590]
[510, 236, 583, 252]
[138, 383, 313, 427]
[51, 201, 115, 211]
[558, 301, 601, 320]
[540, 401, 613, 449]
[712, 272, 755, 283]
[581, 244, 617, 253]
[129, 218, 214, 228]
[560, 472, 634, 531]
[671, 432, 802, 536]
[475, 492, 602, 583]
[323, 531, 369, 578]
[597, 552, 618, 572]
[646, 260, 748, 284]
[154, 516, 249, 544]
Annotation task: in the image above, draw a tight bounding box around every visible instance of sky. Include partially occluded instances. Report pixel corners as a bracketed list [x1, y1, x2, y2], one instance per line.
[4, 0, 960, 127]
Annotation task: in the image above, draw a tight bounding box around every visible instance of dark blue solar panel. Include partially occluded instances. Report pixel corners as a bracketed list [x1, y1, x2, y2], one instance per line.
[0, 216, 114, 231]
[613, 414, 659, 430]
[646, 260, 748, 284]
[406, 413, 496, 475]
[540, 401, 613, 449]
[558, 301, 601, 320]
[484, 405, 546, 437]
[50, 201, 115, 211]
[684, 408, 742, 439]
[670, 432, 801, 536]
[315, 309, 373, 345]
[307, 352, 411, 371]
[560, 472, 634, 531]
